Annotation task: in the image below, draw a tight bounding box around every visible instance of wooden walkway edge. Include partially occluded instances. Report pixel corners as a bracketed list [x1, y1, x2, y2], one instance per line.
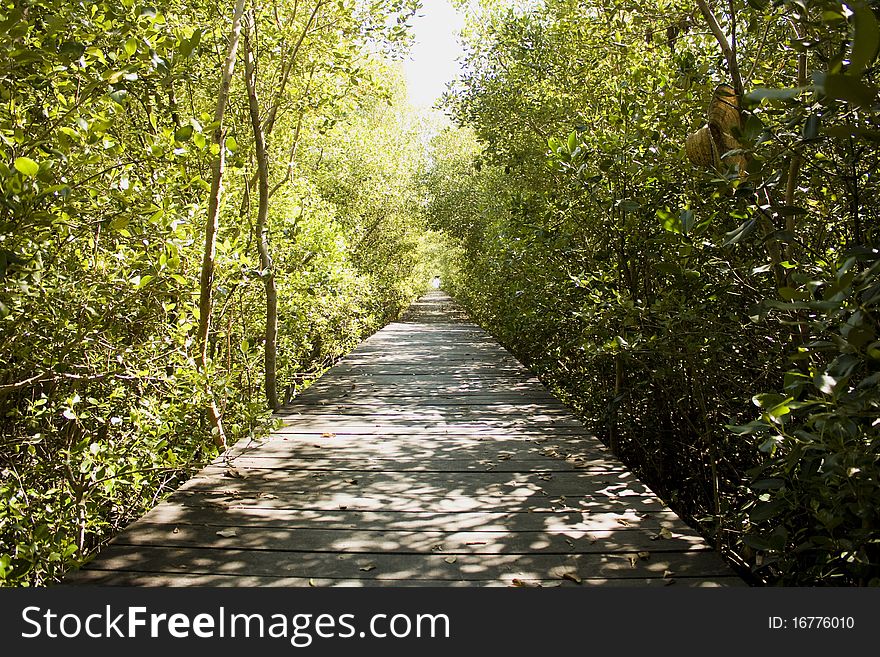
[66, 292, 743, 587]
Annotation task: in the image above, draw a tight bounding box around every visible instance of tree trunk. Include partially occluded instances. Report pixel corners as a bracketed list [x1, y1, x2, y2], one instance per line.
[244, 28, 280, 411]
[696, 0, 744, 97]
[196, 0, 247, 449]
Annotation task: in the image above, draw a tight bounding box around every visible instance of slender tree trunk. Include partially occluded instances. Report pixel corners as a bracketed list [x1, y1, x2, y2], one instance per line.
[696, 0, 744, 97]
[244, 27, 280, 411]
[784, 29, 808, 260]
[197, 0, 247, 448]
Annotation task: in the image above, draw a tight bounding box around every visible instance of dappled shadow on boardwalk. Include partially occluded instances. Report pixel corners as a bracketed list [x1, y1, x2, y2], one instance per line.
[66, 292, 742, 587]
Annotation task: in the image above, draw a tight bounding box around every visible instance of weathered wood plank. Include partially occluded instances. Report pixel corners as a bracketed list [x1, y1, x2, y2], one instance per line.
[292, 399, 568, 409]
[168, 490, 675, 514]
[278, 401, 571, 412]
[273, 424, 593, 435]
[68, 291, 742, 587]
[217, 456, 627, 472]
[225, 439, 612, 462]
[67, 570, 744, 587]
[110, 524, 710, 555]
[182, 467, 655, 498]
[122, 506, 694, 532]
[75, 545, 735, 580]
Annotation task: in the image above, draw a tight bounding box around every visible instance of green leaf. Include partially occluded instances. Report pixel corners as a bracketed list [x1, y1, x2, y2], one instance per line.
[745, 87, 807, 104]
[751, 478, 785, 491]
[655, 261, 682, 277]
[815, 373, 839, 394]
[752, 393, 786, 409]
[136, 274, 154, 289]
[766, 401, 791, 422]
[750, 499, 786, 523]
[727, 422, 767, 435]
[59, 41, 86, 61]
[124, 38, 137, 57]
[679, 209, 695, 234]
[178, 30, 202, 59]
[723, 219, 756, 245]
[744, 526, 787, 551]
[742, 533, 775, 551]
[225, 136, 238, 152]
[109, 216, 129, 231]
[657, 208, 680, 234]
[778, 287, 811, 301]
[109, 89, 129, 105]
[823, 73, 877, 107]
[752, 392, 793, 423]
[822, 125, 880, 141]
[803, 114, 820, 140]
[740, 114, 764, 142]
[0, 8, 23, 36]
[174, 125, 193, 142]
[849, 3, 880, 74]
[14, 157, 39, 177]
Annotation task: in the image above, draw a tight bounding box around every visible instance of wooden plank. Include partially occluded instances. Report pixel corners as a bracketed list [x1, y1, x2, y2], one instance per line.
[111, 524, 710, 555]
[67, 570, 744, 587]
[338, 358, 524, 367]
[68, 291, 741, 587]
[292, 399, 567, 408]
[297, 390, 557, 400]
[168, 490, 673, 514]
[183, 467, 655, 498]
[222, 441, 623, 465]
[275, 420, 581, 429]
[295, 383, 554, 393]
[302, 373, 548, 383]
[284, 409, 581, 419]
[74, 545, 734, 580]
[123, 506, 694, 533]
[328, 365, 531, 375]
[218, 456, 627, 472]
[229, 434, 606, 450]
[289, 401, 567, 411]
[274, 424, 592, 435]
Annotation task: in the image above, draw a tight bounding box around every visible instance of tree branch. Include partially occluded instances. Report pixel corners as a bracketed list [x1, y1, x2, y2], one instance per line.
[696, 0, 744, 97]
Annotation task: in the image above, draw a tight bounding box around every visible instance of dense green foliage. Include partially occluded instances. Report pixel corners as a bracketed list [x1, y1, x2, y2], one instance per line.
[431, 0, 879, 584]
[0, 0, 435, 585]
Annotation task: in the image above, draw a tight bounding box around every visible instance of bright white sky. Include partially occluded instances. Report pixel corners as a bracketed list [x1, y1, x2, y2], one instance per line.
[403, 1, 466, 109]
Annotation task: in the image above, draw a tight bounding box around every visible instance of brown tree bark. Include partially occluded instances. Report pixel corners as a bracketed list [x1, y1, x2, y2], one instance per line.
[244, 26, 280, 411]
[196, 0, 247, 449]
[696, 0, 744, 98]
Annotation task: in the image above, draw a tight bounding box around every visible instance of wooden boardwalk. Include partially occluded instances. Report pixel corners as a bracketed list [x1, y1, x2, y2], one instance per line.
[68, 292, 743, 586]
